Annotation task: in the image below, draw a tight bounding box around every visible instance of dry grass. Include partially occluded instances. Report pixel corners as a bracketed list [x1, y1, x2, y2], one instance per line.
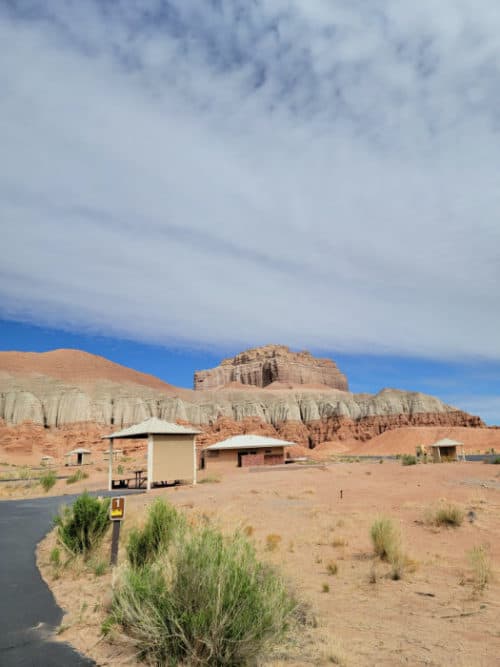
[425, 502, 464, 527]
[468, 544, 492, 594]
[266, 533, 282, 551]
[326, 560, 338, 576]
[332, 536, 348, 548]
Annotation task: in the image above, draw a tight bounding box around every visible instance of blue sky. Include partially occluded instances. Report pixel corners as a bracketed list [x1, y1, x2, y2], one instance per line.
[0, 2, 499, 423]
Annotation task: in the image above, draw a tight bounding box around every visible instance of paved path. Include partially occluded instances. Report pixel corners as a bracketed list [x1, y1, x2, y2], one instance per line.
[0, 491, 140, 666]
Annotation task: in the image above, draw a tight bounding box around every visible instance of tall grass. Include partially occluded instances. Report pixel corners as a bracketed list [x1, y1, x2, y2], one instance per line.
[370, 517, 411, 580]
[468, 545, 492, 593]
[425, 502, 464, 527]
[370, 518, 399, 561]
[110, 500, 298, 666]
[40, 470, 57, 492]
[54, 492, 110, 557]
[126, 498, 186, 568]
[66, 469, 88, 485]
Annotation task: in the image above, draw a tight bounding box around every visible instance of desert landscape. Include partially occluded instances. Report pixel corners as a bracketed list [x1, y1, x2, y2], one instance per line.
[0, 346, 499, 666]
[36, 460, 500, 666]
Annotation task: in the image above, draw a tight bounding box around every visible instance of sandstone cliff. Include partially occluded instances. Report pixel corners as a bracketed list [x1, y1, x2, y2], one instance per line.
[194, 345, 348, 391]
[0, 349, 485, 451]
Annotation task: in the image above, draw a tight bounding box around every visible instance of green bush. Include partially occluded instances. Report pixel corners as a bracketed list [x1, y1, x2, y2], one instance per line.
[40, 470, 57, 492]
[54, 492, 110, 557]
[126, 499, 186, 568]
[401, 454, 417, 466]
[111, 501, 297, 666]
[66, 469, 88, 485]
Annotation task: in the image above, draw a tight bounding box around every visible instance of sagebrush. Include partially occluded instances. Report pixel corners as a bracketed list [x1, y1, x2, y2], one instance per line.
[110, 499, 298, 666]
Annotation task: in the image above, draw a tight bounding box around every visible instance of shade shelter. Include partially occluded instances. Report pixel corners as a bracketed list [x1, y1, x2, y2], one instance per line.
[202, 434, 295, 471]
[65, 448, 91, 466]
[103, 417, 201, 491]
[429, 438, 466, 463]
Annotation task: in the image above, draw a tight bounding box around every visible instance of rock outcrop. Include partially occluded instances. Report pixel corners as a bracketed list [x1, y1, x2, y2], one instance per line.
[194, 345, 348, 391]
[0, 349, 487, 455]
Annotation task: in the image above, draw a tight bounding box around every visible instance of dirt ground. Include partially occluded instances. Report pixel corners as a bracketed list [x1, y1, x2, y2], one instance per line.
[36, 460, 500, 667]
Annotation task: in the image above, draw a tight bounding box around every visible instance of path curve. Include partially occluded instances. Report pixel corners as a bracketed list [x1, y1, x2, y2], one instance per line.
[0, 491, 139, 666]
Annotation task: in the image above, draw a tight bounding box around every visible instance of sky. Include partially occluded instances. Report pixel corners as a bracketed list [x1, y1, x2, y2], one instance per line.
[0, 2, 499, 423]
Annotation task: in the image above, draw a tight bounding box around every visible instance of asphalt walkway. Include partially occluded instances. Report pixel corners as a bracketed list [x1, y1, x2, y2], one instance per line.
[0, 491, 139, 666]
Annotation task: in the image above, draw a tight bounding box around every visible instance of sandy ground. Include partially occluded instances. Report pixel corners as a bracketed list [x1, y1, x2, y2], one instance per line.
[36, 460, 500, 667]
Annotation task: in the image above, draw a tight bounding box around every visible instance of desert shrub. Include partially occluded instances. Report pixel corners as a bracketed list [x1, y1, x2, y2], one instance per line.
[322, 583, 330, 593]
[370, 518, 399, 561]
[111, 508, 297, 666]
[126, 498, 186, 568]
[401, 454, 417, 466]
[92, 560, 108, 577]
[243, 525, 254, 537]
[66, 469, 88, 485]
[486, 456, 500, 465]
[54, 492, 110, 557]
[468, 545, 492, 593]
[265, 533, 282, 551]
[332, 536, 348, 548]
[50, 547, 61, 566]
[326, 560, 338, 576]
[116, 464, 124, 475]
[426, 502, 464, 527]
[199, 475, 221, 484]
[40, 470, 57, 492]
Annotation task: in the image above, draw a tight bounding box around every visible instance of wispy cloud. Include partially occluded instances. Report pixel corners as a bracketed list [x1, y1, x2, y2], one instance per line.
[1, 1, 499, 358]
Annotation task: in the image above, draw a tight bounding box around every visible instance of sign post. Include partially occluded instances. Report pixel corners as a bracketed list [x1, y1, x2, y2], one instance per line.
[110, 496, 125, 566]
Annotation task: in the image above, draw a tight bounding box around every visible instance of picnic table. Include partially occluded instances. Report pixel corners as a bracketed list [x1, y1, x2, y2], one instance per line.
[112, 469, 147, 489]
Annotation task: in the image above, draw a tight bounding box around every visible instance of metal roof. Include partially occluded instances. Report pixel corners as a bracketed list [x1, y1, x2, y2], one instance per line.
[66, 448, 92, 455]
[430, 438, 463, 448]
[204, 434, 295, 451]
[103, 417, 201, 439]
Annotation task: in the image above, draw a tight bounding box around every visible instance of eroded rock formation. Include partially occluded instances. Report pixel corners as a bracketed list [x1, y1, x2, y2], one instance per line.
[0, 349, 487, 456]
[194, 345, 348, 391]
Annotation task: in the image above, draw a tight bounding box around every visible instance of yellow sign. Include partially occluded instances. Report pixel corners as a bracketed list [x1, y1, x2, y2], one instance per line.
[110, 496, 125, 521]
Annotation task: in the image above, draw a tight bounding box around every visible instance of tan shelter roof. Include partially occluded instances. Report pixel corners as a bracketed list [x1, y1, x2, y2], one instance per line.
[205, 434, 295, 451]
[430, 438, 463, 448]
[103, 417, 201, 440]
[66, 448, 91, 455]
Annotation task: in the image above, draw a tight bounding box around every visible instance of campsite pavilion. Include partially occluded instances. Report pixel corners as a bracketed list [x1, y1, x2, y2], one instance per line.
[429, 438, 466, 462]
[103, 417, 201, 492]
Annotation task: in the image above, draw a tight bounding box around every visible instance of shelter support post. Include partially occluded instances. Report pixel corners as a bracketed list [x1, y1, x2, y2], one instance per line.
[147, 435, 153, 492]
[108, 438, 114, 491]
[193, 437, 197, 485]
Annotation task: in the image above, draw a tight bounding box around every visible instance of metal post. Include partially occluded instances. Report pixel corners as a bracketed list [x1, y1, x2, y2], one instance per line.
[108, 438, 114, 491]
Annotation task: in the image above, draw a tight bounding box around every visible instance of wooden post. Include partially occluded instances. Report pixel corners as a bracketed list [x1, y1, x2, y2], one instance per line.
[147, 434, 153, 491]
[110, 521, 120, 566]
[108, 438, 114, 491]
[193, 436, 197, 485]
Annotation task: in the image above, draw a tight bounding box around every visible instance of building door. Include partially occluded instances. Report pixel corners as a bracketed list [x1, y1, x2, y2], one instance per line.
[237, 451, 247, 467]
[77, 452, 83, 465]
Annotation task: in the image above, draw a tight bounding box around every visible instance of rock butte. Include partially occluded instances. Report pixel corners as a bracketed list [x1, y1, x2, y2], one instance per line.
[0, 348, 486, 457]
[194, 344, 348, 391]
